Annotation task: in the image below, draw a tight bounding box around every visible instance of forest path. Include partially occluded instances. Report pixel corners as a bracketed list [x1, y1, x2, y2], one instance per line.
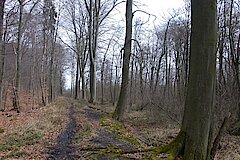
[78, 107, 137, 159]
[46, 100, 139, 160]
[47, 102, 79, 160]
[1, 98, 238, 159]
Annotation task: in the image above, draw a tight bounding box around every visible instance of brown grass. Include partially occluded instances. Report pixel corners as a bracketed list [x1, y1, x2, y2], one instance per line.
[0, 97, 69, 159]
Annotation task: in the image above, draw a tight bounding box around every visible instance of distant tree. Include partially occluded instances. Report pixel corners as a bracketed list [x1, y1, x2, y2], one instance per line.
[228, 0, 240, 121]
[66, 0, 88, 100]
[84, 0, 125, 103]
[161, 0, 217, 159]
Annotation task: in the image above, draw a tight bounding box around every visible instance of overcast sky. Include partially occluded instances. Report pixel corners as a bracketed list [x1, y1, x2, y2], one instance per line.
[136, 0, 185, 21]
[139, 0, 184, 12]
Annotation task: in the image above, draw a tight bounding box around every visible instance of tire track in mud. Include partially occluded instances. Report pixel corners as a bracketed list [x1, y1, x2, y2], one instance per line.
[47, 103, 78, 160]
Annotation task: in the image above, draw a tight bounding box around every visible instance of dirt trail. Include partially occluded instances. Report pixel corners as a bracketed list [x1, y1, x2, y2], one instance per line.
[47, 103, 79, 160]
[47, 103, 138, 160]
[76, 108, 137, 159]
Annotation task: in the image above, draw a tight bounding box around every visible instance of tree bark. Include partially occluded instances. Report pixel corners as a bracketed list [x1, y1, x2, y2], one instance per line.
[113, 0, 132, 121]
[163, 20, 170, 97]
[0, 0, 5, 111]
[164, 0, 217, 159]
[182, 0, 217, 158]
[86, 0, 95, 103]
[75, 56, 80, 99]
[13, 0, 24, 113]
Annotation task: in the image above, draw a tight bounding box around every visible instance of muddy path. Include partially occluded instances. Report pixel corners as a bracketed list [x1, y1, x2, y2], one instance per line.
[47, 102, 79, 160]
[47, 101, 140, 160]
[74, 107, 138, 160]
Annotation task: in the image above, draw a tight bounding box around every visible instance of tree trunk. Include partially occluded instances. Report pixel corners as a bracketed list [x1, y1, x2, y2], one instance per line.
[237, 34, 240, 120]
[129, 58, 134, 107]
[14, 0, 24, 113]
[48, 47, 54, 103]
[165, 0, 217, 159]
[59, 69, 63, 96]
[163, 20, 170, 97]
[87, 0, 94, 103]
[89, 60, 96, 102]
[184, 14, 190, 93]
[154, 53, 164, 93]
[31, 32, 36, 109]
[0, 0, 5, 111]
[81, 69, 86, 99]
[113, 0, 132, 121]
[113, 65, 118, 105]
[228, 0, 240, 120]
[75, 56, 80, 99]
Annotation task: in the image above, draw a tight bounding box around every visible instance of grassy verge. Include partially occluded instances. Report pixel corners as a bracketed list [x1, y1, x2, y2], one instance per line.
[100, 116, 141, 146]
[0, 97, 69, 159]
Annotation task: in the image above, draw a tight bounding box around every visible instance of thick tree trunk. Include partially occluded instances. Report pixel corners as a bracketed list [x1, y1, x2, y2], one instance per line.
[0, 0, 5, 111]
[184, 15, 190, 93]
[237, 34, 240, 121]
[113, 0, 132, 121]
[182, 0, 217, 158]
[165, 0, 217, 159]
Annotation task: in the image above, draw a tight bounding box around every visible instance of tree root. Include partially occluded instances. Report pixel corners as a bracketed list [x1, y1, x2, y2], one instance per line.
[88, 105, 111, 115]
[139, 130, 185, 159]
[78, 131, 185, 159]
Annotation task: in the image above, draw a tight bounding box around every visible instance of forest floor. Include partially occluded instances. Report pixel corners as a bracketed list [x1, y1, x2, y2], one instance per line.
[0, 97, 240, 160]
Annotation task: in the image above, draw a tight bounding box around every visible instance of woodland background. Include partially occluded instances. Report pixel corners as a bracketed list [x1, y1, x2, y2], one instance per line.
[0, 0, 239, 135]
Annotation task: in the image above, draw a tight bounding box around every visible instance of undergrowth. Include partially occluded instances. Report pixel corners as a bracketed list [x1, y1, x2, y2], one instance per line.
[0, 126, 43, 154]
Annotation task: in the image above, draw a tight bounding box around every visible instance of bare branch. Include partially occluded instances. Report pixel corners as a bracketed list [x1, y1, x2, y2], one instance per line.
[132, 9, 157, 25]
[99, 0, 125, 25]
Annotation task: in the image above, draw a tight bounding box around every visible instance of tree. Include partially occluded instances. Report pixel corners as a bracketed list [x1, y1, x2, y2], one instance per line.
[84, 0, 124, 103]
[0, 0, 5, 111]
[161, 0, 217, 159]
[228, 0, 240, 121]
[13, 0, 24, 113]
[113, 0, 132, 121]
[45, 0, 57, 103]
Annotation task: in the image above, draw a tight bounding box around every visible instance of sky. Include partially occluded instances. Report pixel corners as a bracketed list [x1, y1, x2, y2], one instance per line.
[139, 0, 184, 13]
[111, 0, 185, 22]
[136, 0, 185, 23]
[109, 0, 186, 30]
